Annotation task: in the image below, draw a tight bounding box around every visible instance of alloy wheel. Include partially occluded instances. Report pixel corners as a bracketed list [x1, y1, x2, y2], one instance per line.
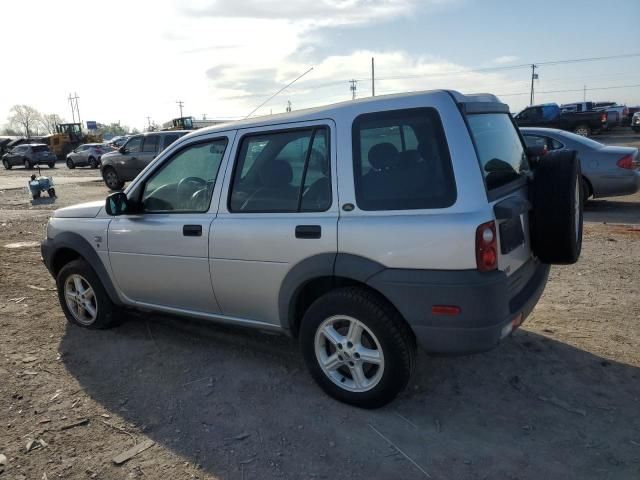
[64, 274, 98, 325]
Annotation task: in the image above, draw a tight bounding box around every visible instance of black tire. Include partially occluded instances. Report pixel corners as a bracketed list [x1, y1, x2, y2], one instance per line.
[103, 167, 125, 190]
[2, 159, 10, 170]
[48, 162, 55, 168]
[24, 159, 32, 169]
[56, 259, 118, 329]
[32, 192, 40, 200]
[48, 188, 56, 197]
[66, 158, 75, 169]
[530, 149, 583, 265]
[88, 157, 98, 169]
[573, 124, 591, 137]
[299, 287, 415, 409]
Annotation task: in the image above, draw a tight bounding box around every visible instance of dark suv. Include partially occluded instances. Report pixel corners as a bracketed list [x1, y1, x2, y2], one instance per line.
[2, 144, 56, 169]
[100, 131, 188, 190]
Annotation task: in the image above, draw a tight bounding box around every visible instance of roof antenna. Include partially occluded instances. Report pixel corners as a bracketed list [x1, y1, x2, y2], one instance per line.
[244, 67, 314, 119]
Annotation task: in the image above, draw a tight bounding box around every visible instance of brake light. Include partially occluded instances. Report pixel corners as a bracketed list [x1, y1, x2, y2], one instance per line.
[617, 154, 639, 170]
[600, 113, 607, 123]
[475, 221, 497, 272]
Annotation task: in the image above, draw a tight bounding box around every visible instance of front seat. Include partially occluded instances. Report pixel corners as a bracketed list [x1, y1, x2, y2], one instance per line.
[241, 160, 299, 211]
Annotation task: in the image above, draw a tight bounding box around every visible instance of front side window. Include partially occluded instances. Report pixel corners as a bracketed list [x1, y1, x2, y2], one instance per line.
[229, 127, 331, 213]
[467, 113, 529, 191]
[141, 139, 228, 213]
[142, 135, 160, 153]
[124, 136, 142, 154]
[352, 108, 456, 211]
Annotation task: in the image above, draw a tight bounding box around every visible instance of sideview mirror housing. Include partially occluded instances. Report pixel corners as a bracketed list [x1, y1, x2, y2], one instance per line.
[118, 146, 126, 154]
[105, 191, 129, 216]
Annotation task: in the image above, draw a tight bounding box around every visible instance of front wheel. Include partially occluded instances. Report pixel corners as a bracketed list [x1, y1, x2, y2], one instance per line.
[24, 159, 33, 169]
[48, 162, 55, 168]
[56, 259, 117, 329]
[299, 287, 415, 408]
[66, 158, 75, 169]
[2, 159, 10, 170]
[103, 167, 125, 190]
[88, 157, 98, 169]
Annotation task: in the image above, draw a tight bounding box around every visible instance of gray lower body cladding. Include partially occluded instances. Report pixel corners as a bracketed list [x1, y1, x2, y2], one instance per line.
[367, 259, 550, 354]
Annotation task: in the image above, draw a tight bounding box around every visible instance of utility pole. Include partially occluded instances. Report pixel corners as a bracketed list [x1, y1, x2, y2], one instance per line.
[202, 114, 207, 120]
[286, 100, 292, 112]
[529, 65, 538, 106]
[350, 79, 358, 100]
[371, 57, 375, 97]
[176, 100, 184, 118]
[68, 93, 81, 125]
[146, 116, 152, 130]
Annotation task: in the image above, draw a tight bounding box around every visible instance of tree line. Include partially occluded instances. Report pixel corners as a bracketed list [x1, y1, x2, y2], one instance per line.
[1, 105, 140, 138]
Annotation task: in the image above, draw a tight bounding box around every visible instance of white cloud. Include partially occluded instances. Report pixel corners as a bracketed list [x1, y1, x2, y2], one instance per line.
[493, 55, 519, 65]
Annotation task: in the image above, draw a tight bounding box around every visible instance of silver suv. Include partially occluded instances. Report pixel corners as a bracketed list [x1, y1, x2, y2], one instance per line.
[42, 91, 583, 408]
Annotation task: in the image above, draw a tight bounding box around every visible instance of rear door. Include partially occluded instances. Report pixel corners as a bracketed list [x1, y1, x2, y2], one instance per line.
[211, 120, 338, 327]
[466, 113, 532, 274]
[136, 135, 161, 171]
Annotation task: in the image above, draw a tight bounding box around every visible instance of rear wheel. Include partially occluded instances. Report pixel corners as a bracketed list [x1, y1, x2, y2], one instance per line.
[88, 157, 98, 169]
[299, 287, 415, 408]
[103, 167, 124, 190]
[56, 259, 117, 329]
[48, 161, 55, 168]
[48, 188, 56, 197]
[2, 159, 10, 170]
[66, 158, 75, 169]
[24, 159, 32, 169]
[573, 124, 591, 137]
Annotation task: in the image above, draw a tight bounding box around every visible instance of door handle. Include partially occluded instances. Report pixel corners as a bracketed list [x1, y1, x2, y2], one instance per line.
[295, 225, 321, 239]
[183, 224, 202, 237]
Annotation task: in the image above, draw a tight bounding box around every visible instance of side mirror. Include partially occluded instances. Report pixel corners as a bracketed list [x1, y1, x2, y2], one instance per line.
[105, 191, 129, 216]
[118, 146, 126, 154]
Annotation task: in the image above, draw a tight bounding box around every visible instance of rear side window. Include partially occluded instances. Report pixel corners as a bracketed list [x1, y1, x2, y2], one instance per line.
[229, 127, 331, 213]
[352, 108, 456, 211]
[467, 113, 529, 191]
[32, 145, 49, 152]
[162, 134, 180, 150]
[142, 135, 160, 153]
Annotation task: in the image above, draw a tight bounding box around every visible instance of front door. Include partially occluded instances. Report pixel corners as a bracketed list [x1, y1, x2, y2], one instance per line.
[118, 135, 143, 180]
[211, 121, 338, 327]
[107, 135, 232, 312]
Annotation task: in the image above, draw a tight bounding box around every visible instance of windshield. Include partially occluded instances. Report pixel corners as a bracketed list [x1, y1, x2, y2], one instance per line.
[467, 113, 529, 191]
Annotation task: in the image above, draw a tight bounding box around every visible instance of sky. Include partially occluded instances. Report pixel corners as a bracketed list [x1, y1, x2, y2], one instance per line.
[1, 0, 639, 131]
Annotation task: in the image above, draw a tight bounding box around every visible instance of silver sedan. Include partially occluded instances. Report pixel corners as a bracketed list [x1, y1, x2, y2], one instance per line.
[521, 127, 640, 202]
[66, 143, 111, 169]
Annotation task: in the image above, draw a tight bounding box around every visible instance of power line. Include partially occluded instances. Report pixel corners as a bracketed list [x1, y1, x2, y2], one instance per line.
[244, 67, 314, 118]
[496, 82, 640, 98]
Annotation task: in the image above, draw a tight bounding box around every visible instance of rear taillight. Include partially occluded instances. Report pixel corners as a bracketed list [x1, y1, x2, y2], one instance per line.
[600, 113, 607, 123]
[475, 221, 497, 272]
[617, 154, 639, 170]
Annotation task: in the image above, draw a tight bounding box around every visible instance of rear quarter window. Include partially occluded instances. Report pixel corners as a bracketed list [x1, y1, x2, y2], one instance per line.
[467, 113, 529, 191]
[352, 107, 456, 211]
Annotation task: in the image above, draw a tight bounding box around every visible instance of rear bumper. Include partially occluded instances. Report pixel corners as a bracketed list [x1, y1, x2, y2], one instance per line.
[593, 171, 640, 198]
[367, 259, 550, 354]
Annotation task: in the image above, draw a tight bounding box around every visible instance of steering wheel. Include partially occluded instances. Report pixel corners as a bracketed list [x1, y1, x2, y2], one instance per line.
[177, 177, 206, 205]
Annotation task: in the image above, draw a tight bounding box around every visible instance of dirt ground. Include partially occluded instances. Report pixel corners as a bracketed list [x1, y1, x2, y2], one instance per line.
[1, 138, 640, 479]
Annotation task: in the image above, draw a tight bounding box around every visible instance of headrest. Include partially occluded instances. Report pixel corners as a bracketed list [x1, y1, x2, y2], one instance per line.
[368, 142, 398, 170]
[260, 160, 293, 188]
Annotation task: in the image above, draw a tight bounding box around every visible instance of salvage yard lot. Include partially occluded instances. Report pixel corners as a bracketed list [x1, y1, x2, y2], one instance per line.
[1, 134, 639, 479]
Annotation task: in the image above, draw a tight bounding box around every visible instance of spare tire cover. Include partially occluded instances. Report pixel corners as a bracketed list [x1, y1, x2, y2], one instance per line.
[530, 149, 583, 264]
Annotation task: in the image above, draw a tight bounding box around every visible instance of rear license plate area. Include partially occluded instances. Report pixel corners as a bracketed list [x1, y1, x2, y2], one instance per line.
[499, 216, 525, 254]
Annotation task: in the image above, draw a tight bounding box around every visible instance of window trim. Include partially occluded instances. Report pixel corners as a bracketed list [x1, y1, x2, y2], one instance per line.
[351, 106, 457, 212]
[137, 136, 229, 215]
[227, 125, 332, 214]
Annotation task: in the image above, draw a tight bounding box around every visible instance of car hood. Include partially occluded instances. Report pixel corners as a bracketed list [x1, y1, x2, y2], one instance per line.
[53, 200, 104, 218]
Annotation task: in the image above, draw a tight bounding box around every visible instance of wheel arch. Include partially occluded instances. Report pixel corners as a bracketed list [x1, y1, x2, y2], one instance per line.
[281, 253, 414, 341]
[47, 232, 123, 306]
[582, 174, 594, 199]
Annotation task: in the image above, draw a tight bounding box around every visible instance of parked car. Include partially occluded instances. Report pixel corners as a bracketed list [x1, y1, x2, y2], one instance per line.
[42, 90, 583, 408]
[100, 131, 188, 190]
[632, 112, 640, 133]
[514, 103, 607, 136]
[66, 143, 110, 169]
[2, 143, 56, 169]
[521, 127, 640, 202]
[593, 103, 628, 128]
